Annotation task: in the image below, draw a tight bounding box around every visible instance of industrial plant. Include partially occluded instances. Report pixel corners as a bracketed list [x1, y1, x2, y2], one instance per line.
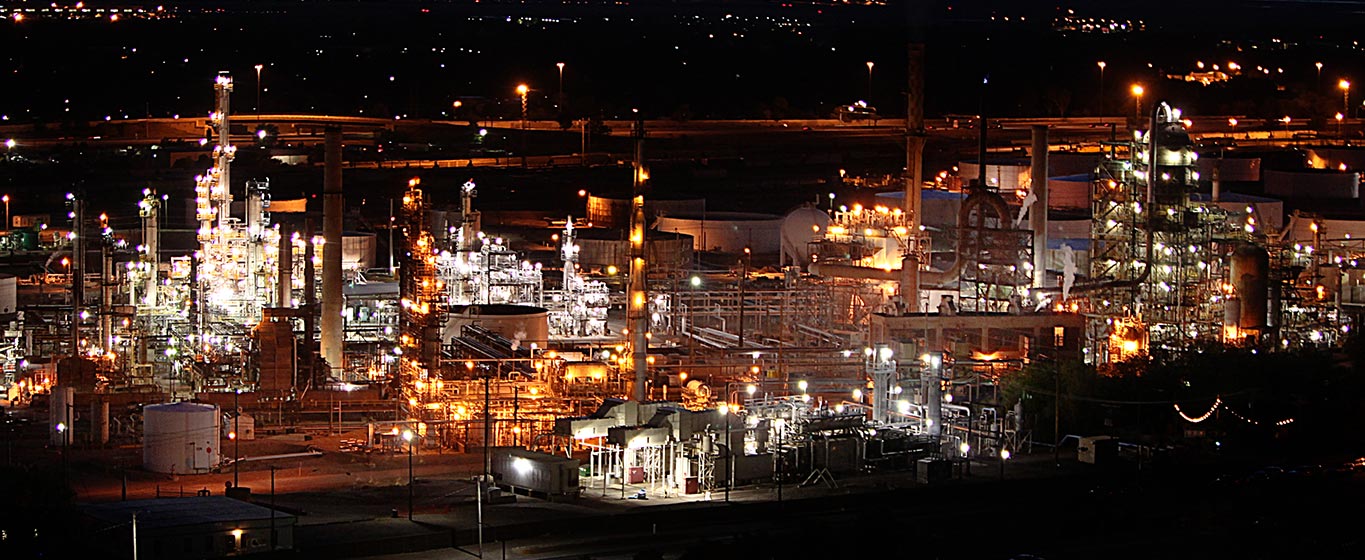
[4, 3, 1365, 558]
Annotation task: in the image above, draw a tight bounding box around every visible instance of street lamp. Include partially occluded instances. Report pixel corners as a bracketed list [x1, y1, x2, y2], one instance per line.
[1096, 61, 1106, 115]
[232, 388, 241, 487]
[402, 429, 414, 520]
[1337, 112, 1345, 139]
[865, 61, 874, 101]
[1130, 84, 1144, 124]
[1340, 79, 1351, 116]
[1317, 61, 1324, 86]
[999, 447, 1011, 480]
[556, 62, 565, 100]
[516, 84, 530, 168]
[254, 64, 264, 120]
[2, 194, 9, 230]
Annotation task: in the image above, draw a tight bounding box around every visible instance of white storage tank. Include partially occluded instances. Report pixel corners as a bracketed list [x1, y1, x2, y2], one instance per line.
[0, 273, 16, 315]
[444, 304, 550, 347]
[655, 211, 783, 254]
[342, 231, 377, 271]
[143, 402, 221, 474]
[49, 385, 75, 446]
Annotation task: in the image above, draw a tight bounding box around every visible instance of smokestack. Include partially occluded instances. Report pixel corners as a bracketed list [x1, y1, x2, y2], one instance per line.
[901, 5, 927, 311]
[1031, 125, 1049, 288]
[278, 222, 292, 307]
[321, 127, 344, 377]
[628, 117, 648, 401]
[904, 42, 925, 229]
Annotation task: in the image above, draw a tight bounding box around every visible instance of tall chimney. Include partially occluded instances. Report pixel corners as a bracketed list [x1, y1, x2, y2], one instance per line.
[1030, 125, 1049, 288]
[901, 6, 927, 312]
[321, 127, 344, 377]
[628, 117, 649, 401]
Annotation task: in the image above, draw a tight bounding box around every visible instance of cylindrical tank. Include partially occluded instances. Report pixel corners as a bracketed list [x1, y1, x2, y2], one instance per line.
[444, 304, 550, 346]
[574, 230, 692, 272]
[342, 231, 378, 271]
[586, 195, 706, 229]
[655, 211, 783, 254]
[143, 402, 221, 474]
[1230, 244, 1269, 330]
[49, 385, 74, 446]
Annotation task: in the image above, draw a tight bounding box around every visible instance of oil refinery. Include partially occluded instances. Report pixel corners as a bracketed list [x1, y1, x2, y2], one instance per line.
[6, 10, 1365, 555]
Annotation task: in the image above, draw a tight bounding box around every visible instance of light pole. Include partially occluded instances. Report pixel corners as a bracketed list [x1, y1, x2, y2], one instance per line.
[254, 64, 264, 121]
[1096, 61, 1106, 115]
[1341, 79, 1352, 117]
[720, 399, 731, 503]
[1317, 62, 1324, 87]
[1130, 84, 1144, 126]
[2, 194, 9, 230]
[402, 429, 414, 520]
[556, 62, 565, 102]
[232, 388, 241, 487]
[865, 61, 874, 101]
[1337, 112, 1345, 139]
[999, 448, 1010, 480]
[517, 84, 529, 168]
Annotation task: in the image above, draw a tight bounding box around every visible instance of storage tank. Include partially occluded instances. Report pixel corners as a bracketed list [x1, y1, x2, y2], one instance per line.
[1264, 169, 1359, 199]
[586, 194, 705, 229]
[958, 158, 1031, 191]
[0, 273, 16, 315]
[342, 232, 377, 271]
[574, 229, 692, 272]
[142, 402, 221, 474]
[445, 304, 550, 346]
[49, 385, 75, 446]
[1197, 157, 1261, 182]
[655, 211, 783, 254]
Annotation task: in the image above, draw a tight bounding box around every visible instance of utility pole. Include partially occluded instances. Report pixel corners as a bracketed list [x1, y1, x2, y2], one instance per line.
[1053, 362, 1061, 467]
[269, 465, 277, 551]
[233, 388, 241, 487]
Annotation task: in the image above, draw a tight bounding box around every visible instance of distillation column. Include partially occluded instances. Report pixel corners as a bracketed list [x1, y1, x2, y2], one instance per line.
[321, 127, 344, 376]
